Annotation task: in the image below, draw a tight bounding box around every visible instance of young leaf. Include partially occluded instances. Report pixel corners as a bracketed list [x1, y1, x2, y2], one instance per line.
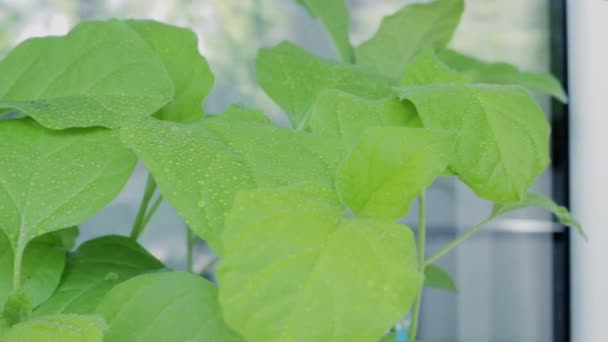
[0, 119, 136, 281]
[218, 183, 421, 342]
[356, 0, 464, 78]
[308, 90, 420, 152]
[256, 41, 393, 127]
[34, 236, 165, 316]
[401, 47, 471, 86]
[1, 314, 106, 342]
[96, 272, 243, 342]
[121, 118, 341, 253]
[297, 0, 354, 62]
[439, 49, 567, 102]
[492, 193, 586, 239]
[424, 264, 457, 293]
[0, 229, 72, 309]
[207, 103, 271, 124]
[124, 20, 215, 122]
[0, 20, 174, 129]
[398, 84, 550, 203]
[337, 127, 454, 219]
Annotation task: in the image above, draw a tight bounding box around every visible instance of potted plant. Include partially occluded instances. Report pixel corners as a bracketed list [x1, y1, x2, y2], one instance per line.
[0, 0, 583, 341]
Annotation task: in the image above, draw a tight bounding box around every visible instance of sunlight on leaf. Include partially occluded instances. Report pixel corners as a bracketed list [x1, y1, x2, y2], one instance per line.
[218, 183, 421, 342]
[337, 127, 454, 219]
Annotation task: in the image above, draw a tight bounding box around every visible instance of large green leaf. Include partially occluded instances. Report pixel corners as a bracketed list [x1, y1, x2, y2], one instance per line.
[34, 236, 164, 316]
[401, 47, 471, 86]
[297, 0, 353, 62]
[97, 272, 242, 342]
[121, 118, 341, 253]
[424, 264, 457, 293]
[0, 228, 77, 310]
[218, 183, 421, 342]
[398, 84, 550, 202]
[1, 314, 106, 342]
[356, 0, 464, 78]
[125, 20, 214, 122]
[0, 118, 136, 278]
[0, 20, 174, 129]
[308, 90, 420, 152]
[439, 49, 567, 102]
[337, 127, 453, 219]
[256, 41, 393, 127]
[492, 193, 585, 239]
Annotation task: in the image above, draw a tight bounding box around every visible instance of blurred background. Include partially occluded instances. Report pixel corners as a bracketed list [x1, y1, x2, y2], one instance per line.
[0, 1, 571, 341]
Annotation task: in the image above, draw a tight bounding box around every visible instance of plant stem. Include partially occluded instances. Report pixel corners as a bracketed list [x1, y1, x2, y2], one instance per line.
[186, 228, 196, 273]
[140, 195, 163, 231]
[130, 175, 157, 240]
[12, 238, 25, 291]
[408, 191, 426, 340]
[424, 216, 492, 266]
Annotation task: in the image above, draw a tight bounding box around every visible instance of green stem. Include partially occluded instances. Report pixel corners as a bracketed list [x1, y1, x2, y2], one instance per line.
[424, 216, 492, 267]
[186, 228, 196, 273]
[408, 191, 426, 340]
[130, 175, 157, 240]
[12, 239, 25, 291]
[140, 195, 163, 232]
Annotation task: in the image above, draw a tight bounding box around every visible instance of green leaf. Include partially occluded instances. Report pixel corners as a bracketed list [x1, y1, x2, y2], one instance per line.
[439, 49, 567, 102]
[1, 314, 106, 342]
[308, 90, 420, 152]
[208, 103, 271, 124]
[218, 183, 421, 342]
[424, 264, 457, 293]
[401, 47, 471, 86]
[337, 127, 454, 219]
[0, 20, 174, 129]
[256, 41, 393, 127]
[34, 236, 165, 316]
[0, 118, 136, 285]
[125, 20, 214, 122]
[398, 84, 550, 202]
[33, 226, 79, 251]
[356, 0, 464, 78]
[297, 0, 354, 62]
[96, 272, 242, 342]
[492, 193, 586, 239]
[0, 230, 71, 310]
[121, 118, 341, 253]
